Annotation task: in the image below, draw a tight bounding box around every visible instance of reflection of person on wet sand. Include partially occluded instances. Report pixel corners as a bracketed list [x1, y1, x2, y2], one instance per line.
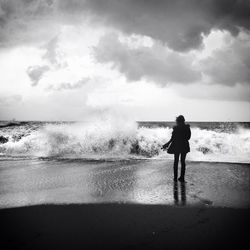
[173, 182, 186, 205]
[162, 115, 191, 182]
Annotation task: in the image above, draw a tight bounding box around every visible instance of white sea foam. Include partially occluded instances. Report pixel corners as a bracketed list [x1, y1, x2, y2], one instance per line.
[0, 119, 250, 163]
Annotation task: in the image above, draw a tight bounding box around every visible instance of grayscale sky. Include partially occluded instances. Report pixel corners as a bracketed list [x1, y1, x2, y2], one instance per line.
[0, 0, 250, 121]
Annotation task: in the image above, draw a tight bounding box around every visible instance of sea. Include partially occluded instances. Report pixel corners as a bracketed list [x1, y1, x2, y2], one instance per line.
[0, 120, 250, 163]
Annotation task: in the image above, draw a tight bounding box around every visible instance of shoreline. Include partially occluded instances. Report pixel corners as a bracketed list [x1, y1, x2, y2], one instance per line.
[1, 155, 250, 165]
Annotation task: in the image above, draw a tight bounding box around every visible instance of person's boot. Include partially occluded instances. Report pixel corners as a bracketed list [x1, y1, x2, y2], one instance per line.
[179, 164, 185, 182]
[178, 176, 185, 182]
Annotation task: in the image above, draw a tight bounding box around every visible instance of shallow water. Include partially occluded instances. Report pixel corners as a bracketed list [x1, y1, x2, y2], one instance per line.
[0, 158, 249, 209]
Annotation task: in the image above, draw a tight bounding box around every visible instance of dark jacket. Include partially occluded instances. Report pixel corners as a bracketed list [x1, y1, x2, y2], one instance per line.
[166, 124, 191, 154]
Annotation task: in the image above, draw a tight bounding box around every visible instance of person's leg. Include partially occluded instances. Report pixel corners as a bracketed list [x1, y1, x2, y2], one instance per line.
[179, 153, 187, 181]
[173, 153, 179, 181]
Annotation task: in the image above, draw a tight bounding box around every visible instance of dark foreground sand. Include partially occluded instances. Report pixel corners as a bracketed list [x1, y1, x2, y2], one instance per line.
[0, 204, 249, 249]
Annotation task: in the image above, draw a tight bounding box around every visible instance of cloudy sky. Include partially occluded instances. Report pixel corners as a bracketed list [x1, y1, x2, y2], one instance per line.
[0, 0, 250, 121]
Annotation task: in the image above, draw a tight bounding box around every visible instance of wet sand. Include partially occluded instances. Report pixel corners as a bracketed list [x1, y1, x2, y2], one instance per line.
[0, 159, 249, 208]
[0, 159, 249, 249]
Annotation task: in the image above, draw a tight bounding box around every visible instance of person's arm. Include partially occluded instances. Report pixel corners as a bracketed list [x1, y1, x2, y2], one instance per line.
[162, 128, 175, 149]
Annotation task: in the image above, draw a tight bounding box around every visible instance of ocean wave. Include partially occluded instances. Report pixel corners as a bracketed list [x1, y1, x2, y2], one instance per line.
[0, 120, 250, 163]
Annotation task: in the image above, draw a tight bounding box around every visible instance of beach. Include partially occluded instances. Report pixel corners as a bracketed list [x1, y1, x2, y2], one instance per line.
[1, 0, 250, 247]
[0, 158, 249, 249]
[1, 0, 249, 247]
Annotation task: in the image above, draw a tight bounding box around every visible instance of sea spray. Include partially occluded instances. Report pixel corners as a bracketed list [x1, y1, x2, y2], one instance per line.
[0, 120, 250, 163]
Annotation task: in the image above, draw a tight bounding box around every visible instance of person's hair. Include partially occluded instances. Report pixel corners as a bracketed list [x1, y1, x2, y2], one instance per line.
[176, 115, 185, 124]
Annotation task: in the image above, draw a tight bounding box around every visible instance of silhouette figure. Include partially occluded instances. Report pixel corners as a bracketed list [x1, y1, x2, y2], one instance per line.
[162, 115, 191, 182]
[173, 182, 186, 205]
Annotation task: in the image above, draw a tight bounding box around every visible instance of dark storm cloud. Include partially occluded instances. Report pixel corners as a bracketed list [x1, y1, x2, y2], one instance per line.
[1, 0, 250, 92]
[94, 33, 201, 84]
[83, 0, 250, 51]
[94, 31, 250, 87]
[1, 0, 250, 51]
[26, 65, 50, 86]
[46, 77, 90, 91]
[0, 0, 55, 47]
[201, 35, 250, 85]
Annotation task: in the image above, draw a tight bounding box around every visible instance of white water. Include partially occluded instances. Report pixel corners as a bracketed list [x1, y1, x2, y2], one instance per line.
[0, 119, 250, 163]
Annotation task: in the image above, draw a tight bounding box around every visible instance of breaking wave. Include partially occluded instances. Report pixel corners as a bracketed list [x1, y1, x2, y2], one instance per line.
[0, 119, 250, 163]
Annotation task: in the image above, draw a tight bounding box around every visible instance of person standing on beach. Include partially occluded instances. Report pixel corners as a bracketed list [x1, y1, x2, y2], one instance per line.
[162, 115, 191, 182]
